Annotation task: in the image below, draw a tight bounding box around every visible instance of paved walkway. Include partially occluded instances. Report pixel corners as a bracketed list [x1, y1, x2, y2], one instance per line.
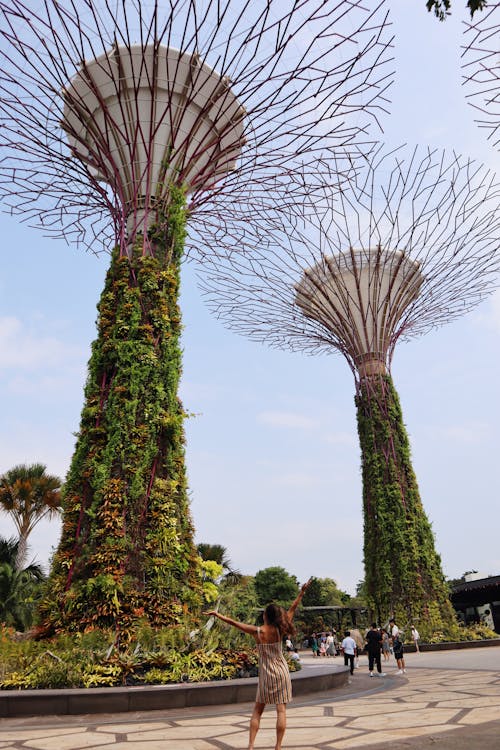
[1, 647, 499, 749]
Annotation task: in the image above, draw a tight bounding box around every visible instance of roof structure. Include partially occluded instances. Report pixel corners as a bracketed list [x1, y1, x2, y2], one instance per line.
[0, 0, 394, 257]
[202, 144, 500, 376]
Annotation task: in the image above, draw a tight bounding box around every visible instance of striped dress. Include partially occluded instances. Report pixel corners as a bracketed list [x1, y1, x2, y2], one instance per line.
[255, 627, 292, 705]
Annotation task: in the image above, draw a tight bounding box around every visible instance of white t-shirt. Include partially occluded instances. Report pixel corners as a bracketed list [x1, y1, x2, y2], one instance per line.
[412, 628, 419, 641]
[341, 636, 356, 655]
[391, 624, 400, 638]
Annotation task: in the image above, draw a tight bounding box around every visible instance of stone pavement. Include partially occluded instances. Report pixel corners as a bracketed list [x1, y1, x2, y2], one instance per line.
[1, 647, 499, 749]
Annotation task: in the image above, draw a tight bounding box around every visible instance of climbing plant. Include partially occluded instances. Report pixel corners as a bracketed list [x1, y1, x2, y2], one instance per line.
[355, 374, 459, 640]
[40, 186, 203, 633]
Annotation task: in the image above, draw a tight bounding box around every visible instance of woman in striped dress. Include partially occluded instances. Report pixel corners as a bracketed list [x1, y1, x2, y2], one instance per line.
[205, 577, 311, 750]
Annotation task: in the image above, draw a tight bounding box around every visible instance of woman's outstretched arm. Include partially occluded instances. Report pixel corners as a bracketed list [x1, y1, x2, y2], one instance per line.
[204, 611, 258, 637]
[287, 577, 313, 620]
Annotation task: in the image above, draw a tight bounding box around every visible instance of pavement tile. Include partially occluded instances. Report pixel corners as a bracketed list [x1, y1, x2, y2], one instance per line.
[330, 723, 461, 748]
[0, 728, 84, 741]
[458, 706, 500, 724]
[94, 722, 171, 733]
[174, 717, 247, 727]
[346, 707, 460, 730]
[26, 732, 116, 750]
[95, 742, 217, 750]
[437, 696, 500, 708]
[105, 725, 238, 740]
[325, 702, 428, 718]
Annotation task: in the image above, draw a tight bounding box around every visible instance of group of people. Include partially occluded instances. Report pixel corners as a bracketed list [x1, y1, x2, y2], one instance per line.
[339, 618, 419, 676]
[307, 630, 339, 657]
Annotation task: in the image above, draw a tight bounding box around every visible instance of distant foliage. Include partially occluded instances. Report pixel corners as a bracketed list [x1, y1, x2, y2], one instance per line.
[254, 567, 299, 606]
[0, 537, 45, 631]
[426, 0, 488, 20]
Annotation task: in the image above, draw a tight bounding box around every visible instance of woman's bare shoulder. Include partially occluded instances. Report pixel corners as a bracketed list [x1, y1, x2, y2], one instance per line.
[258, 624, 281, 643]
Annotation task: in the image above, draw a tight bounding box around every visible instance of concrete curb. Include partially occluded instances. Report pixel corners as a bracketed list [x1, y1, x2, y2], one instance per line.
[406, 638, 500, 653]
[0, 664, 349, 719]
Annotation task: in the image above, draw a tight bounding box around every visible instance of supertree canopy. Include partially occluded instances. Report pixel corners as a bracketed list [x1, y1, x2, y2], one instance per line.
[462, 2, 500, 150]
[202, 145, 500, 636]
[0, 0, 394, 633]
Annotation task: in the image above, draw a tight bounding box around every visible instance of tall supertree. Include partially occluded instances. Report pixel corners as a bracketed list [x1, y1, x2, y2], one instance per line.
[202, 145, 500, 637]
[462, 2, 500, 150]
[0, 0, 394, 632]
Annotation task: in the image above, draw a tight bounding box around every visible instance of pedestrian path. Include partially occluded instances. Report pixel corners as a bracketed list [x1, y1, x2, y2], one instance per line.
[1, 647, 499, 749]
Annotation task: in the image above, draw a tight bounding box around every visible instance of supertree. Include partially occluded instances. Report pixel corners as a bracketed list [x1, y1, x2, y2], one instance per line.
[462, 2, 500, 150]
[202, 145, 500, 636]
[0, 0, 394, 633]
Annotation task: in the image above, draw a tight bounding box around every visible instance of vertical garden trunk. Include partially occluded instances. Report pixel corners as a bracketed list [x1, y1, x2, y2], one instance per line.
[355, 373, 458, 639]
[40, 188, 203, 632]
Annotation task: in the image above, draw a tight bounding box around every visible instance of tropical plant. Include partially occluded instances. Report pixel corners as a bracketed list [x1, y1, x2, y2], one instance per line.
[197, 543, 242, 584]
[0, 464, 61, 569]
[0, 537, 45, 631]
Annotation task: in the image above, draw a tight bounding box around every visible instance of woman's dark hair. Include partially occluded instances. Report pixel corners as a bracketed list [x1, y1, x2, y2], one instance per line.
[264, 603, 295, 637]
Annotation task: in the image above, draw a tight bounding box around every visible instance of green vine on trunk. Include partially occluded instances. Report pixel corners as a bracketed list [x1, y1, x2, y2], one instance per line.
[355, 373, 459, 640]
[39, 185, 203, 634]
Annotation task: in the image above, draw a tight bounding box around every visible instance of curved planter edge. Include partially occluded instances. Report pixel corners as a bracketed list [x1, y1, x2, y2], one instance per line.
[0, 665, 350, 719]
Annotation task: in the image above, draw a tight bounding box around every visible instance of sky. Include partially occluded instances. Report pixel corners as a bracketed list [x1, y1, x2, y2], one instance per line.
[0, 2, 499, 596]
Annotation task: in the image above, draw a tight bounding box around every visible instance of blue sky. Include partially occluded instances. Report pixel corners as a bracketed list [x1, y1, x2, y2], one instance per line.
[0, 2, 499, 595]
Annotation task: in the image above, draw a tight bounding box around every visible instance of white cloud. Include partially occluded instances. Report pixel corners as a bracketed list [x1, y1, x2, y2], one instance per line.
[269, 471, 324, 488]
[257, 411, 320, 430]
[0, 316, 82, 370]
[324, 431, 357, 447]
[436, 422, 489, 445]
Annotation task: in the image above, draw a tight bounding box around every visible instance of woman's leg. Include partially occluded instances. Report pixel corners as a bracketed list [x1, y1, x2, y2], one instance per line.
[275, 704, 287, 750]
[248, 702, 265, 749]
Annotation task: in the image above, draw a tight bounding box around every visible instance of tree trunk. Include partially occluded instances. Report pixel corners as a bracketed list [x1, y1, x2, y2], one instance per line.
[355, 373, 458, 639]
[40, 188, 203, 633]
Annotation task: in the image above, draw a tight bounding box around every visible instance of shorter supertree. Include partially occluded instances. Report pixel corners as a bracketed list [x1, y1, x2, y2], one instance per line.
[462, 2, 500, 150]
[202, 145, 500, 636]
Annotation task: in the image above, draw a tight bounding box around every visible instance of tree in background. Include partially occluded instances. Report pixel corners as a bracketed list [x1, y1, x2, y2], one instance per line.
[0, 464, 61, 570]
[0, 537, 46, 631]
[302, 577, 345, 609]
[254, 567, 299, 607]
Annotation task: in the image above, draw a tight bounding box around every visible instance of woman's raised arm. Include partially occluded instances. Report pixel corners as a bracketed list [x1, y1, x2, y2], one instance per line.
[287, 577, 313, 620]
[203, 610, 258, 637]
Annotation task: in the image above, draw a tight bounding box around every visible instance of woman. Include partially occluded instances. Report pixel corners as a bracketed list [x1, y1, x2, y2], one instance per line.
[204, 577, 311, 750]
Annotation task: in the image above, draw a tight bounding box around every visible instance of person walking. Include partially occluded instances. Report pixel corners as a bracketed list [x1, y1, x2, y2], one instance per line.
[365, 623, 386, 677]
[340, 630, 357, 675]
[393, 632, 407, 674]
[381, 629, 391, 661]
[204, 577, 312, 750]
[411, 625, 420, 653]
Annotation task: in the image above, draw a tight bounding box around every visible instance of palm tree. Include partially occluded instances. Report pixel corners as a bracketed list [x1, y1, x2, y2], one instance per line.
[0, 536, 45, 631]
[197, 543, 242, 584]
[0, 464, 62, 569]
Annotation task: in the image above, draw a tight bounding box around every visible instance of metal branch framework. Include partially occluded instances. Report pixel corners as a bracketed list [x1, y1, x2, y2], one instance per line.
[0, 0, 394, 256]
[462, 2, 500, 150]
[202, 144, 500, 377]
